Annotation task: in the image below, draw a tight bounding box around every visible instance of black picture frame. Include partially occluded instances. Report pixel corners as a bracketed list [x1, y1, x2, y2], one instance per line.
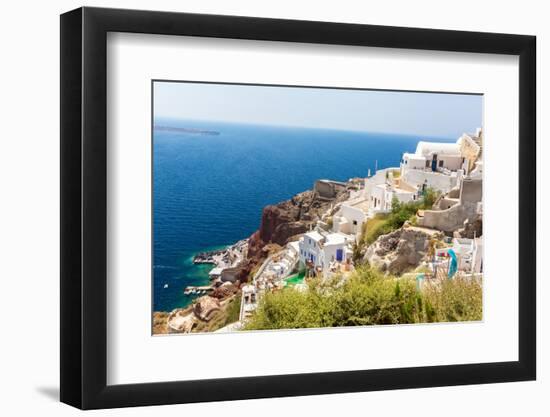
[60, 6, 536, 410]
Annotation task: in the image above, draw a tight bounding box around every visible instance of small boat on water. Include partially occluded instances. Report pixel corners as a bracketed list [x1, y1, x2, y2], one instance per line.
[163, 284, 169, 289]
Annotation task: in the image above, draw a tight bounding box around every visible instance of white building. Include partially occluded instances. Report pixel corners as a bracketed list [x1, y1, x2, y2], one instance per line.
[287, 241, 300, 258]
[369, 172, 420, 213]
[323, 233, 352, 266]
[446, 237, 484, 273]
[400, 139, 467, 194]
[402, 141, 465, 173]
[332, 198, 369, 237]
[299, 230, 324, 268]
[333, 167, 421, 223]
[298, 230, 353, 275]
[239, 284, 258, 321]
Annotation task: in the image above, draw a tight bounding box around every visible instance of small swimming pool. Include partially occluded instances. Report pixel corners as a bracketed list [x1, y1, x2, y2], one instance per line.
[285, 271, 306, 286]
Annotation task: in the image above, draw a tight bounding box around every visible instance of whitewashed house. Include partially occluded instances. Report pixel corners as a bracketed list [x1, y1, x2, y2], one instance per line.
[450, 237, 483, 274]
[401, 141, 464, 174]
[299, 230, 324, 268]
[239, 284, 258, 321]
[369, 172, 420, 213]
[322, 233, 353, 266]
[399, 129, 483, 194]
[332, 198, 369, 237]
[400, 140, 466, 194]
[298, 230, 353, 275]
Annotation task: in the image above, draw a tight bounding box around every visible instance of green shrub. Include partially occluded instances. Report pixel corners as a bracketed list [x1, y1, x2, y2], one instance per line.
[243, 267, 482, 331]
[365, 188, 439, 244]
[421, 187, 439, 209]
[225, 295, 242, 323]
[364, 214, 391, 244]
[422, 277, 482, 322]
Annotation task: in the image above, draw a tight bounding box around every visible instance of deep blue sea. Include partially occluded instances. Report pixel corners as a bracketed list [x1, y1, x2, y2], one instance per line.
[153, 118, 455, 311]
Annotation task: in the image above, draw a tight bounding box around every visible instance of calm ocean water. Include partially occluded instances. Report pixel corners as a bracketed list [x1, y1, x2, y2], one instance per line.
[153, 118, 454, 311]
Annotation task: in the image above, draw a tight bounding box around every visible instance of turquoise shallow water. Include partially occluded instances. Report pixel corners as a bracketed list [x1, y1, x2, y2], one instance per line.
[153, 118, 455, 312]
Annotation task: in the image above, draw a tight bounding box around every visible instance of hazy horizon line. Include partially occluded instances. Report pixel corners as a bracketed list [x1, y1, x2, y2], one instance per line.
[153, 116, 468, 140]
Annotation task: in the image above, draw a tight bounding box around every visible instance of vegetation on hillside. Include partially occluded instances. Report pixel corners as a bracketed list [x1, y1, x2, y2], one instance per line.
[422, 277, 482, 322]
[364, 187, 439, 245]
[152, 311, 170, 335]
[243, 266, 481, 331]
[351, 187, 440, 263]
[193, 295, 242, 333]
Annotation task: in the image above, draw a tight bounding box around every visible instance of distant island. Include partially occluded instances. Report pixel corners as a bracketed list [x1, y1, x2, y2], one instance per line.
[154, 125, 220, 135]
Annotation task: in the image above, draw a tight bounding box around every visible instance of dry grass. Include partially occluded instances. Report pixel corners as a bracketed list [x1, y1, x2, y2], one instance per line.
[193, 294, 242, 333]
[422, 276, 483, 322]
[152, 311, 170, 335]
[364, 214, 391, 244]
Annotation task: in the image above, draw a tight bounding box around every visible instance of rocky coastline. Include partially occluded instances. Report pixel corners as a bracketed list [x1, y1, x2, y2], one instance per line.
[192, 249, 228, 265]
[154, 180, 353, 334]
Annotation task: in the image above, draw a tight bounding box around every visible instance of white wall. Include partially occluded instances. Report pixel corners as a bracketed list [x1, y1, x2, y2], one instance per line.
[436, 154, 464, 171]
[333, 215, 350, 234]
[339, 204, 366, 235]
[394, 190, 417, 204]
[298, 235, 322, 267]
[322, 243, 347, 266]
[371, 184, 387, 210]
[0, 1, 546, 417]
[402, 154, 427, 171]
[403, 169, 458, 193]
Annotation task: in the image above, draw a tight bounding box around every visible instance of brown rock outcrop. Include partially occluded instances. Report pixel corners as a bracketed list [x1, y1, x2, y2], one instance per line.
[455, 215, 483, 239]
[211, 282, 238, 300]
[364, 226, 444, 275]
[249, 188, 349, 256]
[167, 308, 196, 333]
[193, 296, 221, 322]
[242, 185, 350, 282]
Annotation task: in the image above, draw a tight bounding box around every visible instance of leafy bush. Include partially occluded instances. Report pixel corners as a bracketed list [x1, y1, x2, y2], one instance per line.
[422, 277, 482, 322]
[364, 188, 439, 245]
[421, 187, 439, 209]
[243, 267, 481, 331]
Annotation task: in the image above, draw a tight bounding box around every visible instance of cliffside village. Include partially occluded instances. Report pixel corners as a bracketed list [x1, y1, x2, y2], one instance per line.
[163, 128, 484, 334]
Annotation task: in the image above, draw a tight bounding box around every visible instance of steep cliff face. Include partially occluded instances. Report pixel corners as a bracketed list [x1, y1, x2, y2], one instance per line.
[244, 187, 350, 277]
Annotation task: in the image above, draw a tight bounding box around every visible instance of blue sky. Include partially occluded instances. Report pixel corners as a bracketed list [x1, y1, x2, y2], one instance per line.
[154, 81, 482, 139]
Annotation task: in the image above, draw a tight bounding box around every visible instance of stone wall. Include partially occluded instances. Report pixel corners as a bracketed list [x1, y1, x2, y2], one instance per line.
[419, 204, 460, 232]
[314, 180, 347, 199]
[417, 177, 482, 233]
[460, 178, 482, 204]
[435, 197, 460, 210]
[221, 266, 244, 283]
[418, 201, 478, 233]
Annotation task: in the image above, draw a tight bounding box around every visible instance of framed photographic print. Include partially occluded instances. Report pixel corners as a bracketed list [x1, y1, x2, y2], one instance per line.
[60, 7, 536, 409]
